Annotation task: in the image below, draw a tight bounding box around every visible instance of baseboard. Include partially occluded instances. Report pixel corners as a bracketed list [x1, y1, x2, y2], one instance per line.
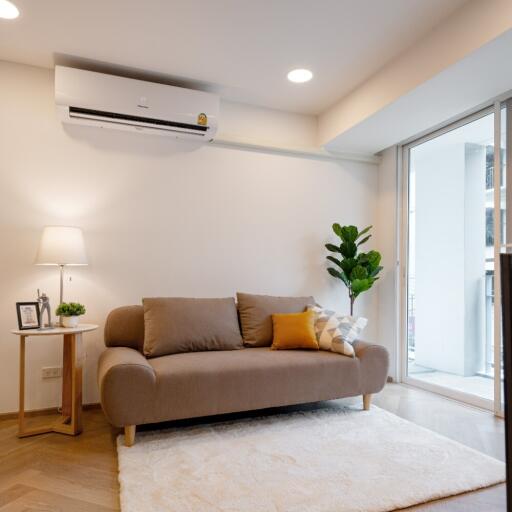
[0, 402, 101, 421]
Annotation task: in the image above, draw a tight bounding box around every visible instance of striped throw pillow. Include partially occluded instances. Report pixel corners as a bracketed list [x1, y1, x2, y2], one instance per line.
[307, 305, 367, 357]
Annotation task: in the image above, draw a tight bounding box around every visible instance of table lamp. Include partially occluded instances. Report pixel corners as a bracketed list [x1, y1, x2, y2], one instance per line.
[35, 226, 88, 306]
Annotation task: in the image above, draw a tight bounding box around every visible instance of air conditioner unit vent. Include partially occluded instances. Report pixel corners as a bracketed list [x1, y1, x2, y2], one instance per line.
[69, 106, 209, 134]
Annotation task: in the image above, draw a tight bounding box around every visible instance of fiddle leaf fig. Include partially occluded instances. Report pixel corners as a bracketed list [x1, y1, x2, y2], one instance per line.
[370, 265, 384, 278]
[351, 278, 371, 296]
[332, 223, 344, 238]
[325, 224, 382, 315]
[356, 225, 372, 239]
[366, 250, 382, 269]
[327, 267, 343, 279]
[326, 255, 343, 268]
[357, 235, 371, 246]
[340, 241, 357, 258]
[325, 243, 342, 253]
[340, 257, 357, 275]
[340, 225, 358, 243]
[350, 265, 368, 281]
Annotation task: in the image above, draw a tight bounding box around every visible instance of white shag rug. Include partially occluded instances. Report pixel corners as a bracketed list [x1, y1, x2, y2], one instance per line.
[117, 406, 505, 512]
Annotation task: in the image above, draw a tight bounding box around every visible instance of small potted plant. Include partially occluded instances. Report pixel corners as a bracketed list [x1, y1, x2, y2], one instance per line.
[56, 302, 86, 328]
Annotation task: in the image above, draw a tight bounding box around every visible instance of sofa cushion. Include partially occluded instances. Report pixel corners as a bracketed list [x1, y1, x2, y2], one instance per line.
[271, 311, 319, 350]
[237, 292, 315, 347]
[308, 305, 368, 357]
[98, 340, 390, 427]
[148, 347, 361, 422]
[143, 297, 244, 358]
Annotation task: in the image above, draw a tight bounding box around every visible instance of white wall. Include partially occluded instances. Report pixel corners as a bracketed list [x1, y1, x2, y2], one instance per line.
[413, 144, 466, 373]
[0, 61, 379, 414]
[218, 100, 317, 148]
[463, 143, 487, 375]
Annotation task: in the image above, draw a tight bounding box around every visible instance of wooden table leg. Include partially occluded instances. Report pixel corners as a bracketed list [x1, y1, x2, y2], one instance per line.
[55, 333, 83, 435]
[61, 334, 72, 420]
[71, 332, 83, 434]
[18, 336, 25, 435]
[17, 334, 54, 438]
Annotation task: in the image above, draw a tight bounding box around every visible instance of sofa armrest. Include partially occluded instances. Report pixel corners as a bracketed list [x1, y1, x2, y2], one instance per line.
[353, 340, 389, 395]
[98, 347, 157, 427]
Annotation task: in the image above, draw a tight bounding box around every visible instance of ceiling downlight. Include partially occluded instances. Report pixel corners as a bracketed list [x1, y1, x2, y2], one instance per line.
[0, 0, 19, 19]
[287, 69, 313, 83]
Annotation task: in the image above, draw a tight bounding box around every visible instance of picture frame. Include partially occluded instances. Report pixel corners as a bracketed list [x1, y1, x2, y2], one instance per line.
[16, 302, 41, 330]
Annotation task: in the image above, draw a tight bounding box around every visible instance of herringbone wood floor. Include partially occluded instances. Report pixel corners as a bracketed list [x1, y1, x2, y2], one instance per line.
[0, 384, 506, 511]
[0, 408, 120, 511]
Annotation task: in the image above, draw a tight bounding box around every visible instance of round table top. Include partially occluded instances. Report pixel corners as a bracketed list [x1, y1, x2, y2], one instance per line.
[11, 323, 99, 336]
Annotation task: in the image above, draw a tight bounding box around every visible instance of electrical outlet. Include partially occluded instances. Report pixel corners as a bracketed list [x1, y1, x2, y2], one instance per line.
[42, 366, 62, 379]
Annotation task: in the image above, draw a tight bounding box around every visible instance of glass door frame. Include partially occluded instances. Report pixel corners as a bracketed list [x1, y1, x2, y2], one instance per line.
[398, 102, 506, 416]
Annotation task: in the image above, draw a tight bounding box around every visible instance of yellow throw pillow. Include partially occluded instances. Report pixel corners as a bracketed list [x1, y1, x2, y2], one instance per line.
[271, 310, 319, 350]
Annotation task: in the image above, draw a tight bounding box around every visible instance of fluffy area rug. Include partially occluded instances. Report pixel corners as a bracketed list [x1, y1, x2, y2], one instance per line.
[117, 406, 505, 512]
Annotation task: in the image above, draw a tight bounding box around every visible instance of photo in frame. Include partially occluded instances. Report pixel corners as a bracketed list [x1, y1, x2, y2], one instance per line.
[16, 302, 41, 330]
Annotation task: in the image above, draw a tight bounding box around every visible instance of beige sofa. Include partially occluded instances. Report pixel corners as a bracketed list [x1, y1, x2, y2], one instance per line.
[98, 301, 389, 446]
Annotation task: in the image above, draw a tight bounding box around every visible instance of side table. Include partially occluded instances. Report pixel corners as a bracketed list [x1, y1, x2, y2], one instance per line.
[11, 324, 98, 438]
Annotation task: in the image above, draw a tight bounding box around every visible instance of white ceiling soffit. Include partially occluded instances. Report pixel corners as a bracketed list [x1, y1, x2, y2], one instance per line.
[0, 0, 467, 115]
[324, 28, 512, 155]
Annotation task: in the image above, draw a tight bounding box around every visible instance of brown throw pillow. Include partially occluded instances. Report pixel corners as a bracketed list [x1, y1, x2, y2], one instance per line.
[143, 297, 244, 358]
[236, 292, 315, 347]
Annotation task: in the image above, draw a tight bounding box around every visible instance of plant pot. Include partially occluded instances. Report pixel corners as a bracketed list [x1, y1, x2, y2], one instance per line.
[62, 316, 80, 328]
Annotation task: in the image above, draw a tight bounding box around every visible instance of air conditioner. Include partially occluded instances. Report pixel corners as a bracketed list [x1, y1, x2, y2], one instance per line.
[55, 66, 219, 140]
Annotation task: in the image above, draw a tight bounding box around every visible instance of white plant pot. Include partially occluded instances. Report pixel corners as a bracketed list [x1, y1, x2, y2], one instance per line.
[62, 316, 80, 328]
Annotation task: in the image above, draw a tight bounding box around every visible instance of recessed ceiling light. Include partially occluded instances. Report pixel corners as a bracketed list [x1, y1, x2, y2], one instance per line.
[0, 0, 19, 19]
[287, 69, 313, 83]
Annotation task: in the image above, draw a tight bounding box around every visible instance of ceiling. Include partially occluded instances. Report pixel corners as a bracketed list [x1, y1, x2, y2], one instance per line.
[325, 28, 512, 154]
[0, 0, 468, 115]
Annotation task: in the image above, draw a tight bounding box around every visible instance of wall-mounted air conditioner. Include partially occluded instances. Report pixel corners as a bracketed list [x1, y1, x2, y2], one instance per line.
[55, 66, 219, 140]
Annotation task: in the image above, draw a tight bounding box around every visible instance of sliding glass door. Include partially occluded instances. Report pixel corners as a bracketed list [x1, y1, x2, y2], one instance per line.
[402, 103, 507, 413]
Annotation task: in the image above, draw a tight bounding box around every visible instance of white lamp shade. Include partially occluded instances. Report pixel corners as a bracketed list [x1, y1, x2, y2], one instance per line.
[35, 226, 88, 266]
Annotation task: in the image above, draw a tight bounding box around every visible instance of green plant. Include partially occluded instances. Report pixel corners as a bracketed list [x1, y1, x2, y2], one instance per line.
[56, 302, 86, 317]
[325, 224, 382, 316]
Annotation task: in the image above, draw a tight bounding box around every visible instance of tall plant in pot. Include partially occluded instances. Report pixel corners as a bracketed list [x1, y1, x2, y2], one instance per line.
[325, 224, 382, 316]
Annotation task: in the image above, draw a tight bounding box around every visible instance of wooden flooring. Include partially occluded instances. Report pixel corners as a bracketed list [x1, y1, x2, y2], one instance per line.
[0, 409, 120, 511]
[0, 383, 506, 511]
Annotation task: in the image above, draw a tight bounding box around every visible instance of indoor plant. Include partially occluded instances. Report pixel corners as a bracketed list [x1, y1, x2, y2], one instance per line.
[325, 224, 382, 315]
[56, 302, 86, 328]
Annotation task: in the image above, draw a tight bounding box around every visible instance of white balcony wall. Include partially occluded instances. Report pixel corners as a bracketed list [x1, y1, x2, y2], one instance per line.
[413, 142, 486, 376]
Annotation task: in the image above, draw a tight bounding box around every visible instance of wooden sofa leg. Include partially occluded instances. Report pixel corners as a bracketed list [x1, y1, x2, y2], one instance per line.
[124, 425, 136, 447]
[363, 394, 372, 411]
